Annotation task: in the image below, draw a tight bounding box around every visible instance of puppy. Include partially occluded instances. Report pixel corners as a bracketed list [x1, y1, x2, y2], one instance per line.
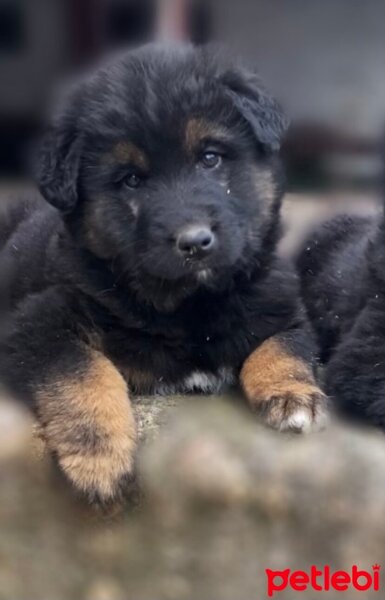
[297, 211, 385, 427]
[0, 44, 327, 504]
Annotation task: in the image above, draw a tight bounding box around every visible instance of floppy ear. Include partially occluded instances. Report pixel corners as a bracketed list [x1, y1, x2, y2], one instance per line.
[36, 108, 83, 213]
[223, 68, 289, 152]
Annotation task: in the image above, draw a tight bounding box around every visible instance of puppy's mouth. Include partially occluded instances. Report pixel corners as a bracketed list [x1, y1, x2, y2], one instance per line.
[179, 259, 220, 287]
[146, 262, 215, 285]
[129, 260, 232, 311]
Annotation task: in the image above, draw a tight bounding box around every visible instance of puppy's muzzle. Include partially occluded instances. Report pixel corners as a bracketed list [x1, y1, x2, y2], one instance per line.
[176, 225, 216, 260]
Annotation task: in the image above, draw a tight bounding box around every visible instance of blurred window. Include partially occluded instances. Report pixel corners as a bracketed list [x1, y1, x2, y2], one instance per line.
[104, 0, 155, 46]
[0, 2, 25, 53]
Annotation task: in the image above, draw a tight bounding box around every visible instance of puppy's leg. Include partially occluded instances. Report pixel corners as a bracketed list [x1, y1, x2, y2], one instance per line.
[240, 328, 328, 433]
[37, 347, 137, 504]
[1, 293, 136, 504]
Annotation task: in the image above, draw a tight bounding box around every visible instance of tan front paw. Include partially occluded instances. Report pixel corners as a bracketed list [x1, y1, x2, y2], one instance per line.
[240, 337, 329, 434]
[255, 384, 328, 433]
[58, 436, 136, 505]
[37, 350, 138, 505]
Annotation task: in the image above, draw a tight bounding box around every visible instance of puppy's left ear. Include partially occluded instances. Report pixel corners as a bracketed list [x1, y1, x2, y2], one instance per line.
[223, 68, 289, 152]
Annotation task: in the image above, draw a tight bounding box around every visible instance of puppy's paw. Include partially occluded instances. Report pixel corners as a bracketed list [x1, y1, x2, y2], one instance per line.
[37, 350, 138, 506]
[241, 337, 329, 434]
[58, 432, 137, 506]
[258, 385, 329, 433]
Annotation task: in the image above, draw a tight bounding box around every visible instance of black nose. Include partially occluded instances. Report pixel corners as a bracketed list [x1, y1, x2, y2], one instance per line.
[176, 226, 216, 258]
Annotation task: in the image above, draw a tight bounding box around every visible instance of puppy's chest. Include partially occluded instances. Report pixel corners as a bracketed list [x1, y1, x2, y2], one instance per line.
[122, 365, 236, 396]
[105, 303, 255, 395]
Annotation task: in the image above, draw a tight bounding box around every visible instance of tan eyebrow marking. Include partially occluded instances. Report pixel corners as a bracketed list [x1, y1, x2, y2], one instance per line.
[112, 141, 148, 170]
[185, 118, 231, 154]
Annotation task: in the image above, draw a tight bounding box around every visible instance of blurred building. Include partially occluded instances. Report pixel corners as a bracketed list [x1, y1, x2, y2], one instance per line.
[0, 0, 384, 191]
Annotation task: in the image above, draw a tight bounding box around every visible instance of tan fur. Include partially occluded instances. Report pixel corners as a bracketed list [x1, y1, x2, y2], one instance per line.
[37, 350, 136, 501]
[240, 337, 326, 431]
[112, 141, 148, 170]
[185, 118, 230, 154]
[254, 167, 277, 210]
[83, 196, 118, 259]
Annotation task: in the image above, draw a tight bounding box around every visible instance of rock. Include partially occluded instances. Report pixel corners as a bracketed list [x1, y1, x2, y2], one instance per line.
[84, 578, 125, 600]
[1, 394, 385, 599]
[0, 397, 33, 462]
[133, 393, 188, 441]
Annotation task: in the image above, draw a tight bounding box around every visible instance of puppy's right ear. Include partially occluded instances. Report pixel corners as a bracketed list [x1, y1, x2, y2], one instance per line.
[36, 104, 83, 213]
[223, 68, 289, 153]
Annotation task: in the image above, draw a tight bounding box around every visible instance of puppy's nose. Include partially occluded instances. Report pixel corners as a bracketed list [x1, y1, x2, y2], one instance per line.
[176, 226, 216, 258]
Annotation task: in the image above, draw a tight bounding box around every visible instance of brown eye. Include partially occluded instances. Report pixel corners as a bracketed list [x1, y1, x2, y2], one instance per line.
[201, 152, 222, 169]
[124, 173, 142, 189]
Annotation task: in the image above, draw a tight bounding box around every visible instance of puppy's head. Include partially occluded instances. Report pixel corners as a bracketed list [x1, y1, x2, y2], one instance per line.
[37, 44, 288, 302]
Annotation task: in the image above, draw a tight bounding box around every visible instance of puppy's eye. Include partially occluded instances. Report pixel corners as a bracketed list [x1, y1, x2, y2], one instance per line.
[124, 173, 142, 189]
[200, 152, 222, 169]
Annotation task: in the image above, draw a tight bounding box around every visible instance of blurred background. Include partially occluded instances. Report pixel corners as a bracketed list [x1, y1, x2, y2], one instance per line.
[0, 0, 385, 204]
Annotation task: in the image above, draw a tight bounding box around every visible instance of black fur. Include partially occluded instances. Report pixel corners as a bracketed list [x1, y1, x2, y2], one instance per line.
[296, 210, 385, 427]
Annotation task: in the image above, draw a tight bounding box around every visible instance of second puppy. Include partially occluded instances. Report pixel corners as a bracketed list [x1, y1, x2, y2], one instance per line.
[297, 209, 385, 427]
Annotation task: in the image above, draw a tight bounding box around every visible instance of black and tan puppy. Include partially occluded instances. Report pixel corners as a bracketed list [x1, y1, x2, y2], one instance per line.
[0, 44, 327, 504]
[297, 210, 385, 427]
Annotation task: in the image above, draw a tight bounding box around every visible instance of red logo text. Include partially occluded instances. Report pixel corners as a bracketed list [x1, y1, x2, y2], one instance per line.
[265, 565, 380, 597]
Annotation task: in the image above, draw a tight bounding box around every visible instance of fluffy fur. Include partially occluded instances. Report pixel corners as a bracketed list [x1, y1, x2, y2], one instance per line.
[296, 211, 385, 427]
[0, 44, 326, 503]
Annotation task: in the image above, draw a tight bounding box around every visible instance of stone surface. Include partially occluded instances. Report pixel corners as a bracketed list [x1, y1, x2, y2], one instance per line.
[1, 394, 385, 600]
